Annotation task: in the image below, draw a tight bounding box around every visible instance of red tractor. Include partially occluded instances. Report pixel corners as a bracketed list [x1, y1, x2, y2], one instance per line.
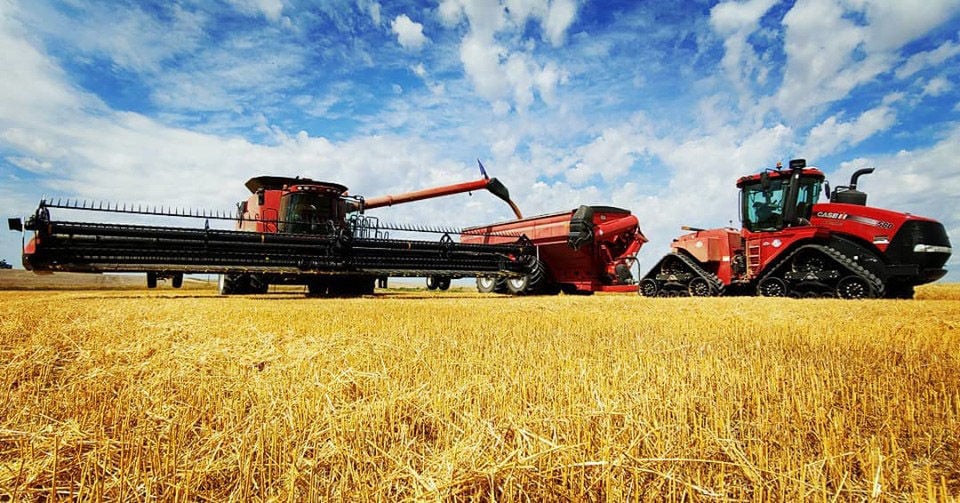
[640, 159, 951, 299]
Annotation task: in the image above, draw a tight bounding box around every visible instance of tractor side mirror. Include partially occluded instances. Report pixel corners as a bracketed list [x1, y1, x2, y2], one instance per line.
[8, 218, 22, 232]
[823, 181, 831, 199]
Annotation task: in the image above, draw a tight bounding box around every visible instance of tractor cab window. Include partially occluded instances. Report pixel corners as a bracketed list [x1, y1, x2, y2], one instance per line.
[279, 192, 335, 234]
[741, 175, 823, 232]
[794, 177, 822, 221]
[742, 178, 786, 232]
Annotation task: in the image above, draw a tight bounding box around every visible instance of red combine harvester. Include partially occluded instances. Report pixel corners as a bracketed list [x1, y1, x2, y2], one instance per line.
[10, 167, 537, 296]
[458, 206, 647, 294]
[640, 159, 952, 299]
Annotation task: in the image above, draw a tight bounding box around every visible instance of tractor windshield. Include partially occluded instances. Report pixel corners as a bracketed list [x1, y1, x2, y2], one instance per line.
[742, 175, 822, 232]
[278, 192, 336, 234]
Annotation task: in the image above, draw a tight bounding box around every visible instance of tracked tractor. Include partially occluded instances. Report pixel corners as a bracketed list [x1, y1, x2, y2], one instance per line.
[640, 159, 951, 299]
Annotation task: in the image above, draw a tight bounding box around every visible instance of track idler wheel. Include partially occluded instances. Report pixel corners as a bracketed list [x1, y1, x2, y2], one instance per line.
[836, 275, 875, 299]
[687, 277, 713, 297]
[639, 278, 658, 297]
[757, 276, 788, 297]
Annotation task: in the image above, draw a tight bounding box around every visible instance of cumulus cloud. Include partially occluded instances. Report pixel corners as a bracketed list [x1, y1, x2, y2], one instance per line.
[228, 0, 284, 21]
[774, 0, 960, 122]
[896, 39, 960, 79]
[391, 14, 428, 50]
[802, 106, 897, 159]
[922, 76, 953, 97]
[440, 0, 574, 112]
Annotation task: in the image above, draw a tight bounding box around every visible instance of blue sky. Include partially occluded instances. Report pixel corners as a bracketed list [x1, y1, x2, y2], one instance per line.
[1, 0, 959, 280]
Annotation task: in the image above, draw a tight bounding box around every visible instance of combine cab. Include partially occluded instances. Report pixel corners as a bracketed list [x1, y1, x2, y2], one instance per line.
[11, 166, 537, 296]
[640, 159, 951, 299]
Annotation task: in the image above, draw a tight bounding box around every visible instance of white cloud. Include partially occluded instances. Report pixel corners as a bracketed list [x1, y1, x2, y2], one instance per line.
[775, 0, 960, 122]
[358, 0, 383, 25]
[896, 39, 960, 79]
[922, 76, 953, 97]
[709, 0, 778, 104]
[568, 127, 642, 186]
[543, 0, 577, 47]
[802, 106, 897, 159]
[439, 0, 575, 111]
[228, 0, 284, 21]
[391, 14, 429, 50]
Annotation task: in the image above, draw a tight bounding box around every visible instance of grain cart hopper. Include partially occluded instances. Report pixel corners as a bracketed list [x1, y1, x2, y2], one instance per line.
[9, 166, 536, 296]
[639, 159, 951, 299]
[459, 206, 647, 295]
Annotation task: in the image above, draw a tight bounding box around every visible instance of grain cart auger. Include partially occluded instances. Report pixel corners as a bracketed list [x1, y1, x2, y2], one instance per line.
[9, 164, 536, 296]
[639, 158, 951, 299]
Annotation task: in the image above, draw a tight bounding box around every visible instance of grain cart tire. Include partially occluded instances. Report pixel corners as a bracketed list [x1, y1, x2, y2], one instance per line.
[476, 277, 497, 293]
[426, 276, 440, 290]
[172, 273, 184, 289]
[147, 272, 158, 289]
[436, 277, 451, 291]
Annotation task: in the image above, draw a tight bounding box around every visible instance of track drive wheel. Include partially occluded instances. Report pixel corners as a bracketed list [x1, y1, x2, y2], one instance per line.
[757, 276, 788, 297]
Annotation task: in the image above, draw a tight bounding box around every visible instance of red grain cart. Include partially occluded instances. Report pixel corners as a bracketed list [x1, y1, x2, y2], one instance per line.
[459, 205, 647, 295]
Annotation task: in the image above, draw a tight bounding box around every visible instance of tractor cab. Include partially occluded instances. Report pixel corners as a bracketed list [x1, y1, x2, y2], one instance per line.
[737, 159, 824, 232]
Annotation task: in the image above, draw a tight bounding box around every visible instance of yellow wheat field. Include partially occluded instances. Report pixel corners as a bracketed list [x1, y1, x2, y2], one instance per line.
[1, 284, 958, 501]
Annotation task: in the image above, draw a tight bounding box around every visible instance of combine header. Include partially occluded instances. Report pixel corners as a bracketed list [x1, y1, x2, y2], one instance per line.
[10, 165, 537, 296]
[640, 159, 952, 299]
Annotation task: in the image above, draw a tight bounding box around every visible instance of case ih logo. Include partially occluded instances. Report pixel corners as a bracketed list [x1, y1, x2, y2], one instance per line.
[815, 211, 894, 229]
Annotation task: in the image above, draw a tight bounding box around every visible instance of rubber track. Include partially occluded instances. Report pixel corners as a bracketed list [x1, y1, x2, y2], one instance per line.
[671, 252, 726, 296]
[757, 244, 884, 297]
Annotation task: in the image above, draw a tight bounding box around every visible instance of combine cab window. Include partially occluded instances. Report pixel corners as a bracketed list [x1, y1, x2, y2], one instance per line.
[279, 192, 335, 234]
